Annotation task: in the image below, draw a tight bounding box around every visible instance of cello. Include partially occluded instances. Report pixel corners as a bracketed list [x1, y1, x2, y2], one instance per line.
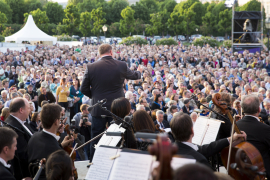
[212, 93, 266, 180]
[64, 125, 78, 180]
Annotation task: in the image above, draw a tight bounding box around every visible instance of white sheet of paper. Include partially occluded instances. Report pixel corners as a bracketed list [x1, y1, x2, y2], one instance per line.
[85, 147, 119, 180]
[96, 124, 126, 148]
[108, 152, 153, 180]
[192, 117, 207, 145]
[164, 128, 171, 133]
[152, 157, 196, 171]
[201, 120, 221, 145]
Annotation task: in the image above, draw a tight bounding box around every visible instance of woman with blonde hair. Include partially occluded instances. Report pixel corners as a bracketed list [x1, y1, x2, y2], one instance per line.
[1, 107, 9, 121]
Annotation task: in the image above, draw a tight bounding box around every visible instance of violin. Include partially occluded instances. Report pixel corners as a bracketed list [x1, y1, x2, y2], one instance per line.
[212, 93, 265, 180]
[64, 125, 78, 180]
[33, 158, 46, 180]
[155, 124, 165, 133]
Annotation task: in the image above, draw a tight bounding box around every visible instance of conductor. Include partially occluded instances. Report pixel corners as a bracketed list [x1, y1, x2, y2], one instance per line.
[81, 44, 143, 161]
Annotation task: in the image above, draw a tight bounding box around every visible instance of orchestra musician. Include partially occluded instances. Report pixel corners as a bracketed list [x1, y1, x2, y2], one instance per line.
[27, 103, 74, 179]
[236, 94, 270, 178]
[111, 97, 137, 149]
[4, 97, 33, 180]
[45, 150, 74, 180]
[80, 44, 143, 161]
[170, 112, 247, 170]
[0, 127, 18, 180]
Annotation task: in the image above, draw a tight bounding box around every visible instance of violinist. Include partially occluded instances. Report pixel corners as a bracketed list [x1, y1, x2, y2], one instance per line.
[27, 103, 74, 180]
[171, 112, 247, 170]
[237, 94, 270, 178]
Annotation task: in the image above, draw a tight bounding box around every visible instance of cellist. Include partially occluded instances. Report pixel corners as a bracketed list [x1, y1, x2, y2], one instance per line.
[27, 103, 74, 180]
[237, 94, 270, 179]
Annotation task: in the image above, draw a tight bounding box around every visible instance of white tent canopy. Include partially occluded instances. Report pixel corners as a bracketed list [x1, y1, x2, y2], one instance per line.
[5, 15, 57, 44]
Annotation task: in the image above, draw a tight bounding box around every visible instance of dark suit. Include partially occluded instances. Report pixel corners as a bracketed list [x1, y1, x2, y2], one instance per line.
[154, 120, 170, 129]
[38, 92, 56, 107]
[0, 162, 15, 180]
[4, 115, 32, 180]
[259, 109, 270, 125]
[29, 121, 38, 132]
[182, 105, 194, 115]
[80, 56, 141, 161]
[27, 131, 62, 179]
[175, 139, 229, 169]
[237, 116, 270, 177]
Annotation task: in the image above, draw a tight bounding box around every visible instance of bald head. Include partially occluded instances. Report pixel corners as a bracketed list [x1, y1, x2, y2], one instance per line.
[241, 94, 260, 115]
[9, 97, 30, 121]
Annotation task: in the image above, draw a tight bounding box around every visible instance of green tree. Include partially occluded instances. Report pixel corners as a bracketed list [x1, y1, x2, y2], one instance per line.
[79, 11, 92, 40]
[45, 2, 65, 24]
[168, 11, 185, 36]
[159, 0, 177, 13]
[0, 1, 13, 24]
[131, 2, 149, 23]
[4, 0, 26, 24]
[0, 12, 7, 34]
[134, 18, 145, 35]
[189, 2, 205, 26]
[146, 13, 162, 36]
[2, 27, 14, 37]
[25, 0, 43, 12]
[109, 22, 120, 36]
[52, 22, 66, 35]
[63, 4, 80, 36]
[218, 9, 232, 37]
[91, 7, 106, 39]
[68, 0, 83, 6]
[240, 0, 261, 11]
[120, 6, 135, 36]
[24, 8, 49, 32]
[201, 11, 215, 35]
[108, 0, 129, 24]
[183, 8, 197, 39]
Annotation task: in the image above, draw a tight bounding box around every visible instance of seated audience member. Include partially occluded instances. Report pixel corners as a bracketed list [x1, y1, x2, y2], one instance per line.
[45, 150, 74, 180]
[0, 127, 18, 180]
[190, 112, 198, 124]
[40, 100, 49, 107]
[174, 163, 217, 180]
[111, 97, 137, 149]
[151, 94, 165, 111]
[0, 107, 9, 121]
[182, 99, 194, 115]
[168, 105, 178, 123]
[132, 110, 156, 133]
[154, 110, 170, 130]
[38, 86, 56, 107]
[30, 112, 42, 132]
[170, 112, 246, 169]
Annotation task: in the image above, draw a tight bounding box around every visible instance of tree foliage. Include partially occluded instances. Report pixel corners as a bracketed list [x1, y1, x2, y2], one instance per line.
[146, 13, 162, 36]
[239, 0, 261, 11]
[25, 0, 43, 12]
[108, 0, 129, 24]
[91, 7, 106, 37]
[120, 6, 135, 36]
[218, 9, 232, 36]
[0, 1, 13, 23]
[63, 4, 80, 36]
[4, 0, 26, 24]
[79, 11, 92, 39]
[45, 2, 65, 24]
[109, 22, 121, 37]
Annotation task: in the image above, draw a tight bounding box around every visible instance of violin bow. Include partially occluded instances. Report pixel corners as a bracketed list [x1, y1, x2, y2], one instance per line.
[227, 115, 236, 174]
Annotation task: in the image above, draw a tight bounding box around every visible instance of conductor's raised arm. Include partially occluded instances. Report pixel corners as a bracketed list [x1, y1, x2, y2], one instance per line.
[125, 64, 143, 80]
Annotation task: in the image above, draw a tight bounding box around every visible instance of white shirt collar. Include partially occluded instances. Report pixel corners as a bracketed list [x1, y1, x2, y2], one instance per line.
[244, 115, 260, 122]
[10, 114, 33, 136]
[43, 129, 60, 141]
[182, 141, 199, 151]
[0, 157, 11, 168]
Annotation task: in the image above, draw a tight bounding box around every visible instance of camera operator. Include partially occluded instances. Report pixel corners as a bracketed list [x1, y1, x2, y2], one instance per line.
[73, 104, 92, 159]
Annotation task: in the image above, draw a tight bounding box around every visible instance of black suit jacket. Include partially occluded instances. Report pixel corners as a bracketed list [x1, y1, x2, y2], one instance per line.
[182, 105, 194, 115]
[237, 116, 270, 176]
[4, 115, 32, 180]
[27, 131, 62, 179]
[175, 139, 229, 170]
[80, 56, 141, 116]
[29, 121, 38, 132]
[154, 120, 170, 129]
[0, 162, 15, 180]
[259, 109, 270, 125]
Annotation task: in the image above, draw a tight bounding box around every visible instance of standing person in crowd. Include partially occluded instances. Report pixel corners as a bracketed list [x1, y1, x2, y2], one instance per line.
[80, 44, 143, 161]
[69, 78, 83, 120]
[38, 86, 56, 107]
[56, 78, 70, 110]
[50, 78, 59, 97]
[0, 127, 18, 180]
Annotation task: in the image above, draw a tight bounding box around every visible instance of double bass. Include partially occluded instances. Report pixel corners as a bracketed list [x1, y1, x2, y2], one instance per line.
[212, 93, 265, 180]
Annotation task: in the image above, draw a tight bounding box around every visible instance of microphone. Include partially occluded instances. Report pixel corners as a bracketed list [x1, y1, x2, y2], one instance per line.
[87, 99, 107, 111]
[193, 109, 205, 113]
[124, 116, 131, 123]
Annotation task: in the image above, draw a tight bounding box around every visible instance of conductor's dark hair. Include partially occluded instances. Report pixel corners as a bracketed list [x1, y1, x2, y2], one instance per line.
[170, 112, 193, 141]
[9, 98, 25, 113]
[98, 44, 112, 55]
[0, 127, 18, 153]
[111, 97, 131, 118]
[41, 104, 62, 129]
[174, 163, 217, 180]
[46, 150, 73, 180]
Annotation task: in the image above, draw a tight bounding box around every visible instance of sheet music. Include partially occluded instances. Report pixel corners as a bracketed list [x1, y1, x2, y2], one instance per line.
[85, 146, 120, 180]
[192, 117, 221, 145]
[108, 152, 153, 180]
[192, 117, 207, 145]
[96, 124, 126, 147]
[164, 128, 171, 133]
[201, 120, 221, 145]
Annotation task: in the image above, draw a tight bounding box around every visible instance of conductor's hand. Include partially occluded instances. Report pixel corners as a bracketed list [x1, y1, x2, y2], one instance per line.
[137, 65, 144, 73]
[61, 135, 74, 148]
[228, 131, 247, 147]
